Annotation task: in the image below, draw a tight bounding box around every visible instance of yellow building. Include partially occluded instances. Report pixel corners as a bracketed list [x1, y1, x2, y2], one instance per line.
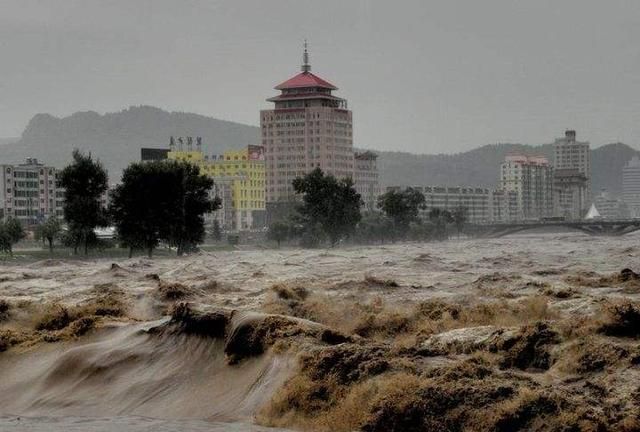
[167, 138, 266, 230]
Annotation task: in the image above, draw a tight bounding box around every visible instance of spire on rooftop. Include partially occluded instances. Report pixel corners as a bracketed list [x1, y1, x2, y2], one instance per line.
[301, 39, 311, 73]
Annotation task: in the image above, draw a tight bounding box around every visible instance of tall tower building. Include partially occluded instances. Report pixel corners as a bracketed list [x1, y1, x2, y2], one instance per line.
[623, 155, 640, 218]
[553, 130, 591, 210]
[261, 42, 354, 205]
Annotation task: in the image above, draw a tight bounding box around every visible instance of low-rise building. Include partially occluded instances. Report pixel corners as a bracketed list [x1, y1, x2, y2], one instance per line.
[0, 158, 64, 225]
[164, 138, 266, 231]
[386, 185, 497, 223]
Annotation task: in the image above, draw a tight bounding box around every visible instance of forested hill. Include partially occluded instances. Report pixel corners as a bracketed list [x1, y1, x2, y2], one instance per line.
[1, 106, 260, 181]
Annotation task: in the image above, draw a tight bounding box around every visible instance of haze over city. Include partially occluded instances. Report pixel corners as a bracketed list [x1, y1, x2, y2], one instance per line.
[2, 0, 640, 153]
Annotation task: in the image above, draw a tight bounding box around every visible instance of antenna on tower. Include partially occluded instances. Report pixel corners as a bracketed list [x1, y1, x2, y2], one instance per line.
[301, 39, 311, 73]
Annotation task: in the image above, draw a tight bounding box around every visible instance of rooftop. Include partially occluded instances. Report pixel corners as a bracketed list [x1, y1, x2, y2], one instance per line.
[275, 71, 337, 91]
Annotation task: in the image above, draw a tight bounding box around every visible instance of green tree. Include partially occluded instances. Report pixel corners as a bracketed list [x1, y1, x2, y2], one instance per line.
[110, 160, 219, 258]
[59, 150, 109, 255]
[268, 220, 290, 247]
[163, 161, 219, 256]
[451, 206, 468, 238]
[292, 168, 362, 247]
[377, 188, 426, 240]
[110, 161, 169, 258]
[0, 218, 26, 256]
[37, 216, 62, 253]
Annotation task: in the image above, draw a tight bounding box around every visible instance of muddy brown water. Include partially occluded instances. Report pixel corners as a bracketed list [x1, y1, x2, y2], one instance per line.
[1, 232, 640, 431]
[0, 320, 293, 431]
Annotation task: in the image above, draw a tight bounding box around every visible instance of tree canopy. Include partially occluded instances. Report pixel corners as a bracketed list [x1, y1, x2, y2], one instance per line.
[0, 218, 25, 256]
[292, 168, 362, 247]
[36, 216, 62, 253]
[109, 160, 219, 257]
[377, 188, 425, 240]
[59, 150, 109, 255]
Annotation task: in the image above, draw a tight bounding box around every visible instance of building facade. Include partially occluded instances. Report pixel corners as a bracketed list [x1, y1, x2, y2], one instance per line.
[354, 151, 380, 212]
[490, 189, 520, 223]
[385, 185, 516, 223]
[261, 44, 355, 205]
[623, 155, 640, 218]
[165, 138, 266, 231]
[421, 186, 492, 223]
[553, 168, 588, 220]
[0, 158, 64, 225]
[500, 154, 553, 220]
[553, 130, 591, 208]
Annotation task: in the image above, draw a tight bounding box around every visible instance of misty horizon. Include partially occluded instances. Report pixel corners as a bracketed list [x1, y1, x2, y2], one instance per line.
[1, 105, 635, 155]
[2, 0, 640, 153]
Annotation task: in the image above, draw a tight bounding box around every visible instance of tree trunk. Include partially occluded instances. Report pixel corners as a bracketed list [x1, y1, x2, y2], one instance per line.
[128, 247, 133, 259]
[48, 238, 53, 254]
[148, 246, 153, 258]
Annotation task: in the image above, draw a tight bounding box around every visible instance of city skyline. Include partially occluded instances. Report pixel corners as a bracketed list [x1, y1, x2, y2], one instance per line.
[2, 0, 640, 154]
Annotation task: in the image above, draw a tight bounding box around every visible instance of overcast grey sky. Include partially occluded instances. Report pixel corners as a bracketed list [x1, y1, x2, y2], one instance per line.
[1, 0, 639, 153]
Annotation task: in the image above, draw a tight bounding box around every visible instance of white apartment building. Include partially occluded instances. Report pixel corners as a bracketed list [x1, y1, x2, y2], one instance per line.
[0, 158, 64, 225]
[623, 155, 640, 218]
[500, 154, 554, 220]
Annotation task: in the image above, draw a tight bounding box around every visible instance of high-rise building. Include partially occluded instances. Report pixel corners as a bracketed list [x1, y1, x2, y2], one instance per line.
[165, 138, 266, 231]
[553, 130, 591, 208]
[354, 151, 380, 212]
[623, 155, 640, 218]
[553, 168, 587, 220]
[261, 43, 354, 206]
[0, 158, 64, 225]
[500, 154, 554, 220]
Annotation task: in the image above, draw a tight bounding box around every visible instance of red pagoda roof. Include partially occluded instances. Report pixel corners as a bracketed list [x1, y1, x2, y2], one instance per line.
[267, 92, 344, 103]
[275, 71, 337, 90]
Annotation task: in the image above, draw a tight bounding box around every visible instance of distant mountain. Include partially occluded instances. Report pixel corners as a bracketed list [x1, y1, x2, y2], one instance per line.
[591, 143, 639, 197]
[3, 105, 637, 197]
[375, 142, 639, 198]
[2, 106, 260, 182]
[375, 143, 554, 189]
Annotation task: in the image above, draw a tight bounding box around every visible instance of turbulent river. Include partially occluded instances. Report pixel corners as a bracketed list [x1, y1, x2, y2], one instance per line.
[0, 232, 639, 431]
